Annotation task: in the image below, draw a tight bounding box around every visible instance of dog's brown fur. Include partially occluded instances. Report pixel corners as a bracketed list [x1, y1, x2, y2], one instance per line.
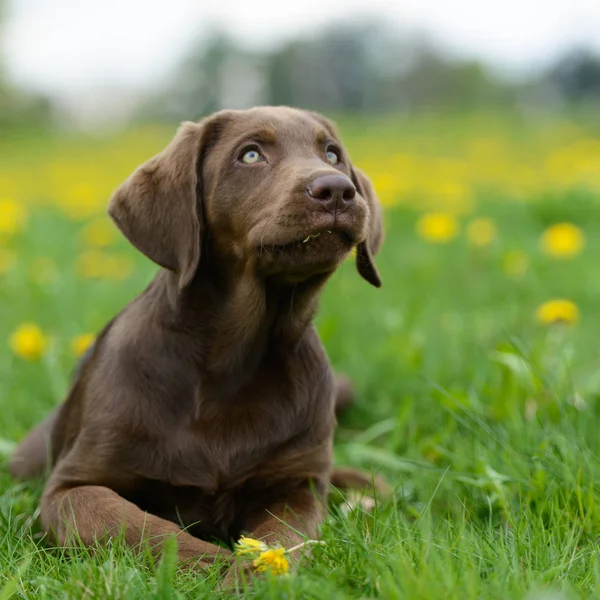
[9, 107, 383, 575]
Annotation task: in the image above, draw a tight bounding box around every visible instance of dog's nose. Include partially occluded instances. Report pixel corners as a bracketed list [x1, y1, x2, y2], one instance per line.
[307, 174, 356, 212]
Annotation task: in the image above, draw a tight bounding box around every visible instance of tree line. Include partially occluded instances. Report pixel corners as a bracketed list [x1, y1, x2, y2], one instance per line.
[1, 15, 599, 129]
[140, 21, 600, 123]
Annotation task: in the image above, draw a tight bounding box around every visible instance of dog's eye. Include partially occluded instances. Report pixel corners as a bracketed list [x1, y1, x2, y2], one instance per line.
[241, 148, 263, 164]
[325, 149, 339, 165]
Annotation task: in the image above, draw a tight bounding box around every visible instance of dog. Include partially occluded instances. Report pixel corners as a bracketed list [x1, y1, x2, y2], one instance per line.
[9, 106, 383, 581]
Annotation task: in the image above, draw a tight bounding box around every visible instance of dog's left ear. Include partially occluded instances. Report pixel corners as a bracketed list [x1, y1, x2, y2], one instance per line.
[108, 112, 233, 292]
[108, 121, 205, 292]
[351, 166, 383, 288]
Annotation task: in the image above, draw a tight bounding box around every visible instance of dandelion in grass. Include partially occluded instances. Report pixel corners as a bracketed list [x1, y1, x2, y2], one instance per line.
[234, 536, 324, 577]
[71, 333, 95, 358]
[536, 299, 579, 325]
[253, 548, 289, 576]
[236, 536, 267, 555]
[416, 212, 458, 244]
[0, 199, 27, 236]
[503, 250, 529, 279]
[540, 223, 584, 258]
[467, 217, 496, 247]
[9, 323, 47, 361]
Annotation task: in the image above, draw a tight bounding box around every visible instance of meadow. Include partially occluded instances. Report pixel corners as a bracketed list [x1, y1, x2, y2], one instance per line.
[1, 111, 600, 598]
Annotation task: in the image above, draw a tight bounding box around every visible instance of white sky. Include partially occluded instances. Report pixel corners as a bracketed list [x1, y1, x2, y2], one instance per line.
[4, 0, 600, 99]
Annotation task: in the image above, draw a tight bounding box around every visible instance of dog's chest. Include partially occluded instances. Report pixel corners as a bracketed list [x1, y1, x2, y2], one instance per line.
[171, 398, 307, 490]
[131, 367, 321, 489]
[124, 398, 318, 541]
[118, 347, 333, 539]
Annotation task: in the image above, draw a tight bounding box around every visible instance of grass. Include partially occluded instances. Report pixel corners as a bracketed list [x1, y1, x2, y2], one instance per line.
[2, 115, 600, 598]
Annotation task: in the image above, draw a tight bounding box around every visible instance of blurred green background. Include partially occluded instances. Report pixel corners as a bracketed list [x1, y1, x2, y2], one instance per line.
[2, 1, 600, 598]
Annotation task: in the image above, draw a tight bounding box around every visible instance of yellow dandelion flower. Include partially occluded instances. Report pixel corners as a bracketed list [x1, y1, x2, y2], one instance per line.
[467, 217, 496, 247]
[235, 536, 268, 556]
[71, 333, 95, 358]
[80, 218, 116, 248]
[503, 250, 529, 279]
[540, 223, 584, 258]
[253, 547, 289, 576]
[0, 250, 16, 275]
[0, 199, 28, 235]
[9, 323, 48, 361]
[536, 299, 579, 325]
[416, 212, 458, 244]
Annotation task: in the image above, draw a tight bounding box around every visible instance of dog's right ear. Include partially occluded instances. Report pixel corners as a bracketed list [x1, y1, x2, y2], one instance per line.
[351, 166, 384, 288]
[108, 117, 223, 292]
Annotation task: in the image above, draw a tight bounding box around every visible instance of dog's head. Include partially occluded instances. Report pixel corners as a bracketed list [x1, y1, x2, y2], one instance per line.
[109, 107, 383, 291]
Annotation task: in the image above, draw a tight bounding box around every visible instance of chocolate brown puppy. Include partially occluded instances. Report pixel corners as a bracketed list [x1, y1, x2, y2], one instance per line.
[9, 107, 383, 574]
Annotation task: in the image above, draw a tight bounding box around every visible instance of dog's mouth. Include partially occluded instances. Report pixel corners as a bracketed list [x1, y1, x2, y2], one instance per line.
[256, 226, 356, 279]
[264, 228, 356, 253]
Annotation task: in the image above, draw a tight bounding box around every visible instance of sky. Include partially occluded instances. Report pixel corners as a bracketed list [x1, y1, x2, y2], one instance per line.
[3, 0, 600, 100]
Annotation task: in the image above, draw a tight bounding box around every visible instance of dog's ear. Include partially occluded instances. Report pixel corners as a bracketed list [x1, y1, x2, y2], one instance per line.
[351, 166, 383, 288]
[109, 119, 218, 292]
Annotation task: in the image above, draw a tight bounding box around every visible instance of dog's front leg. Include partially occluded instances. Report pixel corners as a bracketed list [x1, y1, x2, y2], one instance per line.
[40, 483, 231, 570]
[245, 490, 323, 547]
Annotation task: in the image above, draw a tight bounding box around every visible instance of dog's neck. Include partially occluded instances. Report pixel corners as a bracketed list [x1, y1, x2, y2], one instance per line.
[166, 258, 330, 381]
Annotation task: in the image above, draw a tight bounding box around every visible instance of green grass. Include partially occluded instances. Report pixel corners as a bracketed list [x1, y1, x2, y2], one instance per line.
[3, 157, 600, 598]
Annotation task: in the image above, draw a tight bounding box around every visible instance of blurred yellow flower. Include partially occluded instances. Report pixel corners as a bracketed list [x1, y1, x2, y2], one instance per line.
[0, 250, 16, 275]
[416, 212, 458, 243]
[80, 218, 117, 248]
[236, 536, 268, 555]
[253, 547, 289, 576]
[234, 535, 322, 576]
[503, 250, 529, 279]
[536, 299, 579, 325]
[467, 217, 496, 247]
[75, 251, 133, 280]
[0, 199, 28, 235]
[540, 223, 584, 258]
[9, 323, 48, 360]
[71, 333, 95, 358]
